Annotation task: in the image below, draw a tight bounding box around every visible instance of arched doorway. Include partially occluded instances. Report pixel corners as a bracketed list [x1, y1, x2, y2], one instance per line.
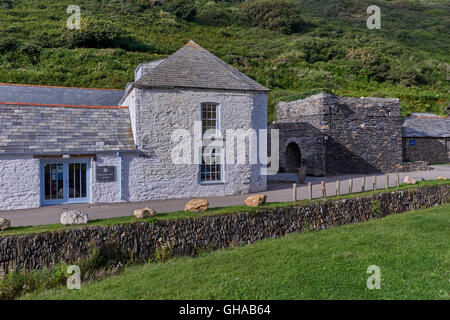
[285, 142, 302, 172]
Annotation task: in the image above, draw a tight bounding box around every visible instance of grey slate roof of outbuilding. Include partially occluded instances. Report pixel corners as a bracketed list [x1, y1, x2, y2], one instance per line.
[0, 104, 135, 154]
[402, 114, 450, 138]
[0, 84, 124, 106]
[133, 40, 268, 92]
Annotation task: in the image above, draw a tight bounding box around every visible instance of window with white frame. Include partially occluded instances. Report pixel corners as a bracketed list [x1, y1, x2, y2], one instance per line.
[200, 146, 222, 183]
[200, 103, 223, 183]
[201, 103, 219, 135]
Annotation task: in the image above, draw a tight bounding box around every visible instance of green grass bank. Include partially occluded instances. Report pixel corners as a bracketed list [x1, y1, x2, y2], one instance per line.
[24, 203, 450, 300]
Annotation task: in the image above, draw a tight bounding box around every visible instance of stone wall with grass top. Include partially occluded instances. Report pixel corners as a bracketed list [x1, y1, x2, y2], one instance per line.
[0, 184, 449, 273]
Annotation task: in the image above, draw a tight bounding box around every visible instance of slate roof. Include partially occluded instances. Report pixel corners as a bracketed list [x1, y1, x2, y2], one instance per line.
[133, 40, 268, 91]
[135, 59, 166, 81]
[0, 84, 124, 106]
[402, 115, 450, 138]
[0, 104, 135, 154]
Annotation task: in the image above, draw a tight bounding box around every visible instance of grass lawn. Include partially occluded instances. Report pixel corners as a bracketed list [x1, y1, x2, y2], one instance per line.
[1, 179, 448, 237]
[24, 203, 450, 300]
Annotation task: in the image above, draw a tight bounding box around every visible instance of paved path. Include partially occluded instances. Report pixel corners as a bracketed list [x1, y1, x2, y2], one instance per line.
[1, 165, 448, 227]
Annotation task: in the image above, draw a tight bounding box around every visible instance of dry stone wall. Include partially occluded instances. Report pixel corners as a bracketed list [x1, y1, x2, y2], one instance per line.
[0, 184, 448, 272]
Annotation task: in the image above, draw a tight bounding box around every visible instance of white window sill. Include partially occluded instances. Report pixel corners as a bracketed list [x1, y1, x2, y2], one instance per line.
[199, 181, 226, 185]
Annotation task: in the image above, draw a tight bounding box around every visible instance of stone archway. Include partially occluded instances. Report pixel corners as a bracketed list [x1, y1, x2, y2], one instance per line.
[285, 142, 302, 173]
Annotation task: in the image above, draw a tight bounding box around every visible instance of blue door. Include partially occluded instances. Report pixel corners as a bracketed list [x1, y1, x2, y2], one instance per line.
[41, 160, 90, 205]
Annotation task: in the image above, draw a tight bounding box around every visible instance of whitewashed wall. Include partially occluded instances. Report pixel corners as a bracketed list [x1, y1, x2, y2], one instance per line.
[90, 153, 123, 204]
[120, 87, 267, 202]
[0, 155, 40, 210]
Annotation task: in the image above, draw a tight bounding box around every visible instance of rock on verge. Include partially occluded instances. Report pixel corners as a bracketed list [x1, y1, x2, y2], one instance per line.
[403, 176, 417, 184]
[60, 210, 89, 225]
[438, 176, 447, 180]
[245, 194, 267, 207]
[134, 207, 157, 219]
[185, 199, 209, 212]
[0, 218, 11, 231]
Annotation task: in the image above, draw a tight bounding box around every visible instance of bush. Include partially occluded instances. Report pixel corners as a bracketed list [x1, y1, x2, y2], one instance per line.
[163, 0, 197, 21]
[393, 0, 424, 10]
[387, 65, 423, 87]
[0, 37, 19, 53]
[154, 17, 183, 33]
[61, 17, 124, 49]
[154, 244, 174, 263]
[301, 38, 344, 63]
[0, 263, 68, 300]
[197, 2, 233, 26]
[19, 43, 42, 65]
[138, 0, 164, 9]
[0, 0, 14, 9]
[371, 200, 381, 216]
[346, 47, 390, 82]
[0, 243, 127, 300]
[240, 0, 304, 34]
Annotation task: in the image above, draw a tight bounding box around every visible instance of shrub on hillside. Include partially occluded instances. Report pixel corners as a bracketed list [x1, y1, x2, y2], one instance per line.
[0, 37, 19, 53]
[393, 0, 424, 10]
[215, 0, 244, 2]
[163, 0, 197, 21]
[197, 2, 234, 26]
[19, 43, 42, 65]
[61, 18, 124, 49]
[346, 47, 390, 82]
[138, 0, 164, 9]
[240, 0, 304, 34]
[0, 38, 42, 65]
[387, 65, 424, 87]
[0, 0, 14, 9]
[301, 38, 344, 63]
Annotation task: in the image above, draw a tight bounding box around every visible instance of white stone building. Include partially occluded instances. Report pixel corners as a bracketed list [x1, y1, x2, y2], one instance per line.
[0, 41, 269, 210]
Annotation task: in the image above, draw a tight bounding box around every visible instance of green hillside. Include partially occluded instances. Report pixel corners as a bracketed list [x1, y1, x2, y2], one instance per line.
[0, 0, 448, 121]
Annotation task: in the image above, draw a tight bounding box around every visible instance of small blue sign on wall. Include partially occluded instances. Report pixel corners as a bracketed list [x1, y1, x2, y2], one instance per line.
[409, 139, 416, 146]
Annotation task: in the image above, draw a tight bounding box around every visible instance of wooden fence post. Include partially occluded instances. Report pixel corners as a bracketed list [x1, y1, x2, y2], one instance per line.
[362, 177, 366, 192]
[308, 182, 312, 200]
[293, 183, 297, 202]
[349, 179, 353, 194]
[396, 173, 400, 188]
[373, 176, 376, 190]
[336, 180, 340, 196]
[385, 175, 389, 189]
[321, 181, 327, 199]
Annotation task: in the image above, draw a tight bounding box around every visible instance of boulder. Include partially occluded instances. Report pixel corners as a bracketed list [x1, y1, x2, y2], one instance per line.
[438, 176, 447, 180]
[184, 199, 209, 212]
[244, 194, 267, 207]
[60, 210, 89, 225]
[403, 176, 417, 185]
[0, 218, 11, 231]
[134, 207, 157, 219]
